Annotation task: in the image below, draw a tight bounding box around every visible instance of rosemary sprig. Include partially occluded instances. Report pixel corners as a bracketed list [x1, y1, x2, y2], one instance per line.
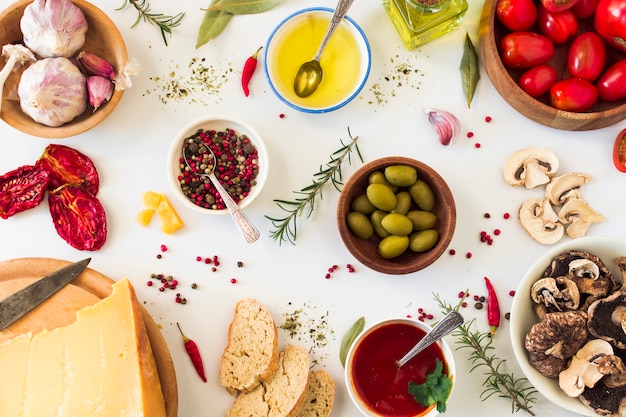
[116, 0, 185, 46]
[435, 293, 538, 416]
[265, 129, 362, 245]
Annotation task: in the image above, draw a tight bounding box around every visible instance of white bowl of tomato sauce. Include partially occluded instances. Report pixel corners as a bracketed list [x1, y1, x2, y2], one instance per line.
[344, 318, 456, 417]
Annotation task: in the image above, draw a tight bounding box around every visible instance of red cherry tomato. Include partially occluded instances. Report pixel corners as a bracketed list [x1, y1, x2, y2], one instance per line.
[496, 0, 538, 31]
[518, 64, 559, 97]
[537, 7, 579, 44]
[568, 32, 607, 81]
[597, 59, 626, 101]
[541, 0, 580, 12]
[550, 78, 598, 111]
[595, 0, 626, 53]
[613, 128, 626, 173]
[499, 32, 555, 69]
[571, 0, 600, 18]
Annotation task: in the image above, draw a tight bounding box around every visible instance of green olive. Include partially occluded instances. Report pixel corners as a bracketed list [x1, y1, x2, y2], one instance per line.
[409, 180, 435, 211]
[366, 183, 397, 211]
[346, 212, 374, 239]
[351, 194, 376, 215]
[391, 191, 412, 215]
[409, 229, 440, 252]
[368, 171, 398, 192]
[406, 210, 438, 230]
[384, 165, 417, 187]
[370, 210, 391, 238]
[378, 235, 409, 259]
[381, 213, 413, 236]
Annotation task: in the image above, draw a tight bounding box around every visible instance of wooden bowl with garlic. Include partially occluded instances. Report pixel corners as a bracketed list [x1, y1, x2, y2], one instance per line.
[478, 1, 626, 131]
[0, 0, 128, 138]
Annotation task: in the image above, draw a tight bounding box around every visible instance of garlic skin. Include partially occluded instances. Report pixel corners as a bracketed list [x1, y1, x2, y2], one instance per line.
[87, 76, 113, 111]
[424, 108, 460, 146]
[18, 57, 87, 127]
[20, 0, 88, 58]
[114, 58, 143, 91]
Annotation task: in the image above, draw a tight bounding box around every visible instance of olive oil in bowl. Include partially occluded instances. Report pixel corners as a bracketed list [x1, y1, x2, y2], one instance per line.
[265, 8, 371, 113]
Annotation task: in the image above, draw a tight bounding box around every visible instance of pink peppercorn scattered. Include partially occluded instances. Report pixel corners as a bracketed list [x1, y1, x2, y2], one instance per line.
[509, 290, 516, 297]
[494, 229, 501, 236]
[467, 131, 474, 138]
[204, 258, 211, 264]
[485, 116, 492, 122]
[160, 244, 168, 252]
[503, 212, 511, 219]
[347, 264, 355, 273]
[475, 143, 481, 148]
[230, 278, 237, 284]
[147, 281, 153, 287]
[325, 273, 331, 279]
[466, 252, 473, 259]
[196, 256, 202, 262]
[279, 114, 285, 119]
[461, 302, 468, 308]
[449, 249, 456, 255]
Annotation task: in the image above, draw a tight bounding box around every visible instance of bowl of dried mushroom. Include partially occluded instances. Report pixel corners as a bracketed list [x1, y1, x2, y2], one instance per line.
[0, 0, 128, 138]
[510, 236, 626, 417]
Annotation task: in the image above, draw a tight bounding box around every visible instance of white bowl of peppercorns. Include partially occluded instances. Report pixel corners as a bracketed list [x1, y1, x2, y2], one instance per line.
[167, 115, 268, 215]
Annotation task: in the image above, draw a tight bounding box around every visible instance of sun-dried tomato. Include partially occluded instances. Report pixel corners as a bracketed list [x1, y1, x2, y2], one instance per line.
[0, 165, 50, 219]
[37, 144, 99, 195]
[49, 184, 107, 251]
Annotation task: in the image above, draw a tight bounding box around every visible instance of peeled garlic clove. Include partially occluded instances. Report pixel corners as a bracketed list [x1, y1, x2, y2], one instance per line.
[77, 51, 116, 80]
[20, 0, 88, 58]
[87, 76, 113, 111]
[18, 57, 87, 127]
[424, 108, 460, 146]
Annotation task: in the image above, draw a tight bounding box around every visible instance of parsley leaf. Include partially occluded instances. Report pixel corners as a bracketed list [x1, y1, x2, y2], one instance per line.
[407, 359, 452, 413]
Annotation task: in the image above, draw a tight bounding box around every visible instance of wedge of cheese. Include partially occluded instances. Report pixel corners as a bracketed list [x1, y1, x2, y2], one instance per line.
[0, 278, 166, 417]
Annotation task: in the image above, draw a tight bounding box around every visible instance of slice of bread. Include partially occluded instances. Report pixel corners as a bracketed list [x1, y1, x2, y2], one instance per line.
[220, 298, 279, 394]
[227, 344, 311, 417]
[296, 370, 335, 417]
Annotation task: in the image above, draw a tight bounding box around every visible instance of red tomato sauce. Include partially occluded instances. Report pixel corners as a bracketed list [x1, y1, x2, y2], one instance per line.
[351, 322, 447, 417]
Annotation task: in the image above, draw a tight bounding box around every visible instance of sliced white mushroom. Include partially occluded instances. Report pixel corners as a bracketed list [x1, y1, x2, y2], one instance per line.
[503, 147, 559, 189]
[519, 197, 564, 244]
[531, 277, 562, 309]
[569, 258, 600, 280]
[545, 172, 592, 205]
[559, 339, 614, 397]
[558, 198, 605, 238]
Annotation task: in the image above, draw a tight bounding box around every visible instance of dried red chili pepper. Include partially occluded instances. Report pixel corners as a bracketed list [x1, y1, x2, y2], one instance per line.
[0, 165, 49, 219]
[484, 276, 501, 337]
[176, 322, 207, 382]
[241, 46, 262, 97]
[37, 144, 100, 195]
[48, 184, 107, 251]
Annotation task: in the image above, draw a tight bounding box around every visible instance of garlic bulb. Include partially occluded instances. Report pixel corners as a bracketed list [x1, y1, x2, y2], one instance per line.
[18, 57, 87, 127]
[20, 0, 88, 58]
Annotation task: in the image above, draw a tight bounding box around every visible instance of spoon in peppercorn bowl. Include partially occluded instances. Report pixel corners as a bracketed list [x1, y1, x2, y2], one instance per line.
[182, 137, 260, 244]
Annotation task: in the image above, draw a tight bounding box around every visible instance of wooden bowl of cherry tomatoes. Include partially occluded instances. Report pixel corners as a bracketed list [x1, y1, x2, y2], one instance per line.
[478, 0, 626, 131]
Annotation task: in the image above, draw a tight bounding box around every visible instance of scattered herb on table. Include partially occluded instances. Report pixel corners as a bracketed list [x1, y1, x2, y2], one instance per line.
[196, 0, 285, 49]
[176, 322, 207, 382]
[460, 32, 480, 108]
[434, 293, 538, 415]
[408, 359, 452, 413]
[280, 303, 334, 365]
[339, 316, 365, 367]
[266, 129, 362, 245]
[484, 276, 501, 337]
[241, 46, 262, 97]
[116, 0, 184, 46]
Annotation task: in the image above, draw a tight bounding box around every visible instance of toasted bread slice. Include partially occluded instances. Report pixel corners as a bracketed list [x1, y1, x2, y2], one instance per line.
[227, 344, 310, 417]
[296, 370, 335, 417]
[220, 298, 279, 394]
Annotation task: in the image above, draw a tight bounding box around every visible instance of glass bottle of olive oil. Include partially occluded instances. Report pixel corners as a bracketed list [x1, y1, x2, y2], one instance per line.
[382, 0, 468, 50]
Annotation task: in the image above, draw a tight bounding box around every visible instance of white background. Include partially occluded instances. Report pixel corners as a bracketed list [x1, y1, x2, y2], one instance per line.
[1, 1, 625, 416]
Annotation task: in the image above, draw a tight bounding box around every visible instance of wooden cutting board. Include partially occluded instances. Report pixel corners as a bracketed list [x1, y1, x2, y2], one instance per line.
[0, 257, 178, 417]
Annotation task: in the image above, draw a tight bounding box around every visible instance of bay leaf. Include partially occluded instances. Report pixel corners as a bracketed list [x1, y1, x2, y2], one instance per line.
[207, 0, 285, 15]
[460, 32, 480, 108]
[339, 316, 365, 367]
[196, 9, 233, 49]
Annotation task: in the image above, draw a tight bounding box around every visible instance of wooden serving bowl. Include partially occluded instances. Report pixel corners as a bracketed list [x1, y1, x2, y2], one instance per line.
[337, 157, 456, 275]
[478, 1, 626, 131]
[0, 0, 127, 138]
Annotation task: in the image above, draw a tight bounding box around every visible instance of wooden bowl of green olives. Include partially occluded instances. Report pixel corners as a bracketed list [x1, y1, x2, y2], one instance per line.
[337, 157, 456, 275]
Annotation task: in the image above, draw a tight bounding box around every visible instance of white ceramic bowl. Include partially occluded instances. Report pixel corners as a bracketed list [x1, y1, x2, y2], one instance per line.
[167, 115, 268, 215]
[344, 318, 456, 417]
[510, 236, 626, 416]
[264, 7, 371, 113]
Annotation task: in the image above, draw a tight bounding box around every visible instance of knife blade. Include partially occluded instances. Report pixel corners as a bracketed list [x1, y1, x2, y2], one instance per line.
[0, 258, 91, 331]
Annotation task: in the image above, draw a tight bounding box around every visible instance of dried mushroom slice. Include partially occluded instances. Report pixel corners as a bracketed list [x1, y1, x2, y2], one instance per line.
[580, 379, 626, 417]
[558, 339, 614, 397]
[518, 197, 564, 245]
[531, 276, 580, 319]
[545, 172, 592, 206]
[525, 310, 588, 378]
[503, 147, 559, 189]
[558, 198, 605, 239]
[588, 288, 626, 349]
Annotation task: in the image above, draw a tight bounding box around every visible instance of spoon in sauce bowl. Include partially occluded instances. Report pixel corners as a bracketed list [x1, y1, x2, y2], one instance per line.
[395, 311, 464, 368]
[293, 0, 356, 98]
[183, 138, 260, 244]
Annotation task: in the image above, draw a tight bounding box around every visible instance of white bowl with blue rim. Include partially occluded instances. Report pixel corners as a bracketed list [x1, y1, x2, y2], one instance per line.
[264, 7, 371, 113]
